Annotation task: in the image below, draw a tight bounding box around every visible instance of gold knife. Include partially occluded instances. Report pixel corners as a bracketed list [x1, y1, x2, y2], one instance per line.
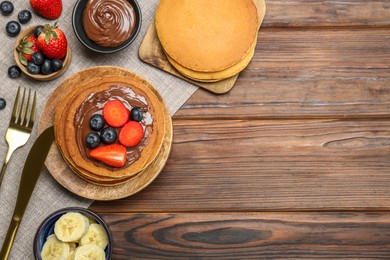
[0, 126, 54, 260]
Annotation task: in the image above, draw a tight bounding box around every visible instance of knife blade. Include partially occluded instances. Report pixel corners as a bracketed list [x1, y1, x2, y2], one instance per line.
[0, 126, 54, 260]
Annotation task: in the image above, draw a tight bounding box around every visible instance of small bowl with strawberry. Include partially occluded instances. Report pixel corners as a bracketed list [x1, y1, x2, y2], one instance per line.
[14, 23, 71, 81]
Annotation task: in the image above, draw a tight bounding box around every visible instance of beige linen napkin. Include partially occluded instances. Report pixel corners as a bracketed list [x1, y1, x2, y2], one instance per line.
[0, 0, 197, 259]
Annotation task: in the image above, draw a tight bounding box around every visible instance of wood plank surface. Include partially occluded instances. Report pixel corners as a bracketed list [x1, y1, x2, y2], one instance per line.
[263, 0, 390, 27]
[90, 0, 390, 258]
[175, 28, 390, 119]
[90, 119, 390, 212]
[101, 212, 390, 259]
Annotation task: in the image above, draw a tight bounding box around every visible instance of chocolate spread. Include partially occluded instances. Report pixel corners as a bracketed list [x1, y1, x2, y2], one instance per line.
[83, 0, 137, 47]
[74, 86, 153, 171]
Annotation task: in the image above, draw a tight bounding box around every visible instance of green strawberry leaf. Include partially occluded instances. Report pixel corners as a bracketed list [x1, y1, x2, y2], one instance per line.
[22, 48, 33, 54]
[25, 42, 34, 48]
[19, 52, 27, 66]
[45, 33, 50, 45]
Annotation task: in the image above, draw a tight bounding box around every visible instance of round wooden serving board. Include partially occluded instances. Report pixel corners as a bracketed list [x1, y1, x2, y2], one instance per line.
[38, 66, 173, 201]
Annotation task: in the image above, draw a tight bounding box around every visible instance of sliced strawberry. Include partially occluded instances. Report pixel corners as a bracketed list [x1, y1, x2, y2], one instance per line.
[103, 100, 130, 128]
[89, 144, 127, 168]
[119, 121, 144, 147]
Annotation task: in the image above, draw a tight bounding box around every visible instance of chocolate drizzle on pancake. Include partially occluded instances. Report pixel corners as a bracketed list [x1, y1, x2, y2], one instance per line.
[74, 86, 153, 171]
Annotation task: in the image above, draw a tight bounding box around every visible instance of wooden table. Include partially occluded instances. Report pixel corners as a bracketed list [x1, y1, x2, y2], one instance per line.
[90, 1, 390, 258]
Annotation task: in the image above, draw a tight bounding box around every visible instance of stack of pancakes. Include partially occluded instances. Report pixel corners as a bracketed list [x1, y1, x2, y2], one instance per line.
[54, 75, 165, 186]
[155, 0, 264, 82]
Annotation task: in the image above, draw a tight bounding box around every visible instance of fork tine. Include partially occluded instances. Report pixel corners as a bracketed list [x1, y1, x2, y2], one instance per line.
[23, 89, 32, 127]
[11, 86, 21, 123]
[16, 87, 26, 125]
[27, 90, 36, 129]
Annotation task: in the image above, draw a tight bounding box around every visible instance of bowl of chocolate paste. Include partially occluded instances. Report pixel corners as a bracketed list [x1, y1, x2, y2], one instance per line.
[72, 0, 142, 53]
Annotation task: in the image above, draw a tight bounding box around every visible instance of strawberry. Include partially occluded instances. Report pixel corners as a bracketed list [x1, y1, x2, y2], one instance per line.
[37, 23, 67, 59]
[89, 144, 127, 168]
[30, 0, 62, 20]
[16, 35, 38, 66]
[103, 100, 130, 128]
[119, 121, 144, 147]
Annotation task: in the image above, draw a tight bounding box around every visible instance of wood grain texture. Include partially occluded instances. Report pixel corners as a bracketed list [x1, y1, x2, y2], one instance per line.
[100, 212, 390, 259]
[90, 1, 390, 258]
[91, 119, 390, 212]
[175, 28, 390, 119]
[263, 0, 390, 27]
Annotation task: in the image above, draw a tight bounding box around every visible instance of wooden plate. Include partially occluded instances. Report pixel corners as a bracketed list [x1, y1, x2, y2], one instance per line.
[14, 25, 71, 81]
[38, 66, 173, 201]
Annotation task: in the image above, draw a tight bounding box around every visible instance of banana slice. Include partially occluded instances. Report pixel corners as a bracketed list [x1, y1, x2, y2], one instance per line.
[41, 235, 70, 260]
[74, 244, 105, 260]
[68, 250, 75, 260]
[79, 223, 108, 249]
[54, 212, 90, 242]
[67, 243, 76, 260]
[46, 234, 57, 241]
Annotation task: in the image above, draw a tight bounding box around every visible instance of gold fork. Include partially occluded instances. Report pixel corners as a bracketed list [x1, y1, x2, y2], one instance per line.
[0, 87, 36, 188]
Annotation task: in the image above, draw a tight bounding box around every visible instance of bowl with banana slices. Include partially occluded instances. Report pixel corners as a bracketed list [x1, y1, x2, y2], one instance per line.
[34, 207, 112, 260]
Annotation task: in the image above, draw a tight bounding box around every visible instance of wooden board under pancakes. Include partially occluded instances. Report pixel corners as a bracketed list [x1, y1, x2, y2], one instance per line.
[38, 66, 173, 200]
[139, 0, 266, 94]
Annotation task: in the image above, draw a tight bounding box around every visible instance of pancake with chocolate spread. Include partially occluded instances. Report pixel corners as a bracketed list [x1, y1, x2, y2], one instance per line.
[55, 75, 165, 184]
[64, 155, 138, 186]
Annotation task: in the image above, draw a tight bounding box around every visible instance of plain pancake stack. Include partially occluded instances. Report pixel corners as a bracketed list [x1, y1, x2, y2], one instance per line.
[155, 0, 264, 82]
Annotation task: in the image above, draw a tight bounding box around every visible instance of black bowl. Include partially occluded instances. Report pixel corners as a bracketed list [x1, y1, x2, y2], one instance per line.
[72, 0, 142, 54]
[33, 207, 112, 260]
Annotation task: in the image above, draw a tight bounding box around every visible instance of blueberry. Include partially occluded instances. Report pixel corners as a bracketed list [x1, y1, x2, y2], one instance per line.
[100, 127, 117, 144]
[0, 98, 6, 110]
[130, 107, 143, 122]
[5, 21, 20, 37]
[52, 59, 63, 72]
[86, 132, 101, 149]
[8, 65, 21, 78]
[32, 52, 44, 65]
[33, 25, 44, 38]
[0, 1, 13, 16]
[18, 10, 32, 24]
[26, 62, 40, 74]
[90, 114, 105, 131]
[41, 59, 53, 75]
